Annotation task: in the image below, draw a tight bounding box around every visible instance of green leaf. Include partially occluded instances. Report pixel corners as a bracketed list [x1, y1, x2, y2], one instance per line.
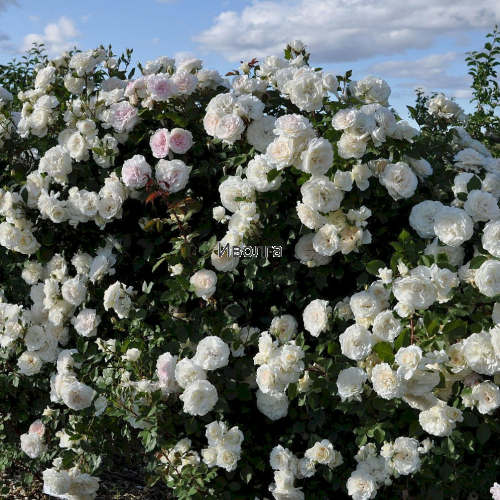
[267, 169, 281, 182]
[466, 176, 482, 192]
[477, 422, 491, 444]
[224, 303, 245, 318]
[469, 255, 488, 269]
[442, 319, 467, 339]
[398, 230, 411, 244]
[365, 260, 386, 276]
[372, 342, 394, 363]
[394, 329, 410, 351]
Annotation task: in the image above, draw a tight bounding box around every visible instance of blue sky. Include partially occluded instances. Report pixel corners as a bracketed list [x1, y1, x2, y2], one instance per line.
[1, 0, 499, 119]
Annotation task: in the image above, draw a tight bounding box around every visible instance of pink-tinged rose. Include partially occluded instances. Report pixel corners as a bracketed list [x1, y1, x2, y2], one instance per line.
[215, 114, 245, 144]
[108, 101, 138, 132]
[168, 128, 193, 154]
[155, 159, 192, 193]
[150, 129, 170, 158]
[203, 113, 220, 136]
[146, 74, 177, 102]
[121, 155, 152, 188]
[170, 70, 198, 96]
[29, 419, 45, 437]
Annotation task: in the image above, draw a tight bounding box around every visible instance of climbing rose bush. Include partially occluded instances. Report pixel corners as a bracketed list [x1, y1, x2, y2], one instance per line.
[1, 40, 500, 499]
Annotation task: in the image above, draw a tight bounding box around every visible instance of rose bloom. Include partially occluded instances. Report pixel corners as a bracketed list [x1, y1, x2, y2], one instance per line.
[121, 154, 151, 188]
[303, 299, 331, 337]
[155, 159, 192, 193]
[193, 336, 230, 371]
[175, 358, 207, 388]
[305, 439, 336, 464]
[168, 128, 193, 154]
[150, 128, 170, 158]
[146, 74, 176, 101]
[190, 269, 217, 299]
[108, 101, 138, 132]
[339, 324, 374, 361]
[256, 389, 289, 420]
[179, 380, 218, 416]
[20, 432, 45, 458]
[60, 381, 94, 410]
[346, 470, 377, 500]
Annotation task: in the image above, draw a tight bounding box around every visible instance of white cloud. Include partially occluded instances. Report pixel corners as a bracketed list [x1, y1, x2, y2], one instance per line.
[81, 14, 91, 23]
[194, 0, 500, 63]
[150, 37, 160, 44]
[174, 50, 196, 62]
[29, 15, 39, 22]
[22, 16, 82, 55]
[368, 52, 473, 100]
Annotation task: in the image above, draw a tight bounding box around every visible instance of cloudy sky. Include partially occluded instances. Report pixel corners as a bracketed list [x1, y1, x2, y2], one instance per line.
[1, 0, 499, 118]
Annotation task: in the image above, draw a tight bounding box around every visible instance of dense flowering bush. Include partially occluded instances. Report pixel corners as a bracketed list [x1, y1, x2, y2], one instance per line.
[1, 38, 500, 500]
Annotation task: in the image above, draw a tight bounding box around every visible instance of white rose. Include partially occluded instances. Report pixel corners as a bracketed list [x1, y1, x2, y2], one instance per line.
[155, 159, 191, 193]
[303, 299, 331, 337]
[339, 324, 374, 361]
[61, 276, 87, 307]
[256, 390, 289, 420]
[336, 367, 367, 402]
[42, 468, 71, 496]
[371, 363, 402, 400]
[299, 137, 333, 175]
[305, 439, 336, 465]
[419, 405, 453, 437]
[350, 76, 391, 105]
[157, 352, 179, 393]
[301, 176, 343, 212]
[20, 433, 45, 458]
[409, 201, 444, 238]
[475, 260, 500, 298]
[346, 470, 378, 500]
[391, 437, 420, 475]
[483, 220, 500, 257]
[246, 154, 281, 192]
[379, 162, 418, 200]
[61, 381, 93, 410]
[393, 276, 437, 309]
[463, 331, 500, 375]
[266, 136, 296, 170]
[202, 446, 218, 467]
[334, 170, 354, 191]
[270, 315, 298, 343]
[472, 381, 500, 415]
[433, 206, 473, 247]
[190, 269, 217, 299]
[175, 358, 207, 388]
[464, 189, 500, 222]
[71, 308, 100, 337]
[193, 336, 230, 370]
[337, 132, 368, 159]
[349, 291, 382, 325]
[372, 311, 402, 343]
[269, 444, 295, 471]
[179, 380, 218, 416]
[312, 224, 341, 256]
[219, 176, 255, 213]
[17, 351, 43, 376]
[247, 115, 277, 153]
